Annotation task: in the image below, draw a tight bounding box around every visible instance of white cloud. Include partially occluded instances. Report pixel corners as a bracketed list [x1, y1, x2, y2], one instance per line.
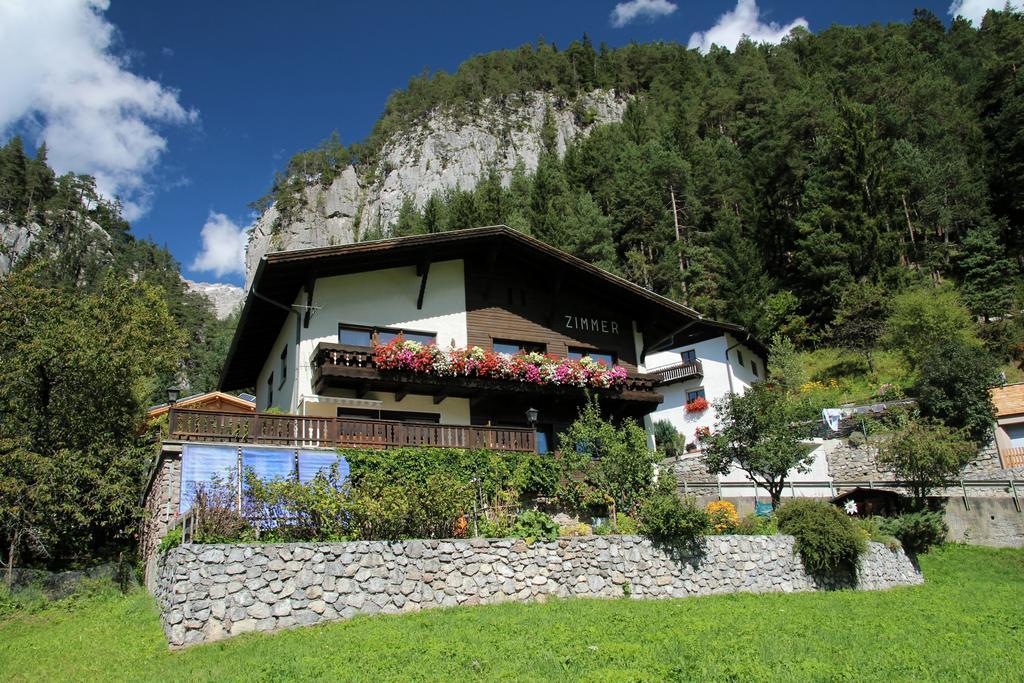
[191, 211, 249, 278]
[610, 0, 678, 27]
[0, 0, 197, 219]
[688, 0, 808, 54]
[948, 1, 1022, 24]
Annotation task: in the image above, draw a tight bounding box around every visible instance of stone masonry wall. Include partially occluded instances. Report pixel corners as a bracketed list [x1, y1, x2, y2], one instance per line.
[154, 535, 922, 648]
[142, 451, 181, 578]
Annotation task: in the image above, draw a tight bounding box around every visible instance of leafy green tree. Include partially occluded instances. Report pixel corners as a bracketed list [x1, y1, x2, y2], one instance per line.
[828, 281, 890, 372]
[877, 417, 977, 504]
[0, 270, 185, 567]
[766, 334, 807, 394]
[882, 286, 981, 370]
[700, 383, 813, 509]
[912, 337, 998, 444]
[558, 398, 658, 514]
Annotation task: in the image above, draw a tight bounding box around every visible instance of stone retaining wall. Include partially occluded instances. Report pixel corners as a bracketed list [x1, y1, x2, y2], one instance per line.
[154, 535, 923, 648]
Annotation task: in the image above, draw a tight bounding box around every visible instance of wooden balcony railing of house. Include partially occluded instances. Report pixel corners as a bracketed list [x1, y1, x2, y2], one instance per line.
[649, 359, 704, 385]
[312, 342, 662, 401]
[167, 407, 536, 452]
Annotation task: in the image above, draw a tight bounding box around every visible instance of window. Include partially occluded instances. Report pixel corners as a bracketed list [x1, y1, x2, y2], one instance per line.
[493, 339, 546, 355]
[751, 359, 759, 377]
[687, 388, 706, 403]
[279, 345, 288, 387]
[1005, 423, 1024, 448]
[535, 428, 551, 455]
[266, 372, 274, 409]
[568, 348, 616, 366]
[681, 349, 697, 364]
[377, 329, 436, 345]
[338, 324, 436, 347]
[339, 325, 373, 346]
[737, 349, 745, 366]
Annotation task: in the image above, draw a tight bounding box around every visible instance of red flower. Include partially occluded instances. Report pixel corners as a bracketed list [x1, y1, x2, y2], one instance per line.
[685, 396, 709, 413]
[695, 426, 712, 441]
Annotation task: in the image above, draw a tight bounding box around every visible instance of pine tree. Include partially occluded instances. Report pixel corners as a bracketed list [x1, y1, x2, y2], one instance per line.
[958, 223, 1017, 320]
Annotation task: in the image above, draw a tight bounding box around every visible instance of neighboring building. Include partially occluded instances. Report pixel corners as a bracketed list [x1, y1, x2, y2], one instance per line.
[644, 335, 762, 451]
[147, 391, 255, 420]
[990, 382, 1024, 470]
[141, 225, 765, 567]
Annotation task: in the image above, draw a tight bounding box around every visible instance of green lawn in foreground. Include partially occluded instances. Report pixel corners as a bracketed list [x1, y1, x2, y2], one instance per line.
[0, 545, 1021, 682]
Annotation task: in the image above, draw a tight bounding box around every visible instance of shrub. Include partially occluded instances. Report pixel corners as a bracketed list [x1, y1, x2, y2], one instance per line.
[735, 513, 778, 536]
[158, 527, 183, 554]
[557, 398, 659, 513]
[190, 480, 250, 543]
[776, 499, 867, 574]
[706, 501, 740, 534]
[880, 511, 948, 554]
[511, 510, 559, 542]
[346, 447, 559, 500]
[592, 514, 638, 536]
[636, 472, 709, 547]
[559, 522, 593, 537]
[855, 517, 901, 551]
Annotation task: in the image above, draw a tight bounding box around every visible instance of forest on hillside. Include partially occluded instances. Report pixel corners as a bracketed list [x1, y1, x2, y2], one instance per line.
[0, 137, 236, 398]
[273, 9, 1024, 358]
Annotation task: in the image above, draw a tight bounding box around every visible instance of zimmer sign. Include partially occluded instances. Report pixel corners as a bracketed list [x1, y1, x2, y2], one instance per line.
[563, 315, 621, 335]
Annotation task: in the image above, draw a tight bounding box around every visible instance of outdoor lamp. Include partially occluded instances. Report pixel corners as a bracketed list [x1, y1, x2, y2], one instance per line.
[167, 387, 181, 405]
[525, 407, 539, 426]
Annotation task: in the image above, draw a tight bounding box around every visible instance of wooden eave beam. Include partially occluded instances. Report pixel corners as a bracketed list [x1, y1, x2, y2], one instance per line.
[432, 389, 447, 405]
[303, 276, 316, 328]
[395, 386, 408, 402]
[416, 260, 430, 310]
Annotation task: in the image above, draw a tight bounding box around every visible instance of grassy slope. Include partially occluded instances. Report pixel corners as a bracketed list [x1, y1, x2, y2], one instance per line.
[0, 546, 1021, 682]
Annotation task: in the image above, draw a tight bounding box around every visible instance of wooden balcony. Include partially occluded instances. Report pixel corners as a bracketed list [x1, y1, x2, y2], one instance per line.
[167, 407, 536, 452]
[649, 360, 703, 385]
[312, 342, 663, 405]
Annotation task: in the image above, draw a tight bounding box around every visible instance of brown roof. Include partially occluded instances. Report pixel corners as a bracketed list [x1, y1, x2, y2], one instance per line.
[991, 382, 1024, 417]
[147, 391, 255, 418]
[220, 225, 765, 390]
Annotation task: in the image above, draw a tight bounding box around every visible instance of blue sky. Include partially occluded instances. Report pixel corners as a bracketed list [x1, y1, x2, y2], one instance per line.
[0, 0, 1009, 285]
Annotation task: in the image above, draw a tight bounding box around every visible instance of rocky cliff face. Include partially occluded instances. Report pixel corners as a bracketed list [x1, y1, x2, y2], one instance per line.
[184, 279, 245, 319]
[0, 222, 39, 276]
[1, 218, 113, 281]
[245, 90, 630, 287]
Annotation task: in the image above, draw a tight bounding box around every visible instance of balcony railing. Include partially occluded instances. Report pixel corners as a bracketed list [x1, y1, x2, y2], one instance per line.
[313, 342, 661, 398]
[167, 408, 536, 452]
[649, 360, 703, 384]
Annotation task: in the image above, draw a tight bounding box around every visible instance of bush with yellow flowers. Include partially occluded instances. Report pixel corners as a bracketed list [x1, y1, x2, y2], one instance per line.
[705, 500, 740, 534]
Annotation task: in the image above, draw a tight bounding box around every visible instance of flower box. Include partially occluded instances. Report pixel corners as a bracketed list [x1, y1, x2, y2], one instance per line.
[684, 396, 709, 413]
[372, 337, 629, 390]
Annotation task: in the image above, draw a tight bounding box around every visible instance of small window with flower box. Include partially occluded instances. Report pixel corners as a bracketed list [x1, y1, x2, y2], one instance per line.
[685, 388, 708, 413]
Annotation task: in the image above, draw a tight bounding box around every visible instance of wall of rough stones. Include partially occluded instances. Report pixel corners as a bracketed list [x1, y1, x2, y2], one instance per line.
[154, 535, 922, 648]
[142, 450, 181, 587]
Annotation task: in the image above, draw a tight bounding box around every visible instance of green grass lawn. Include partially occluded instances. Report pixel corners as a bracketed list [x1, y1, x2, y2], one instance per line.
[1, 545, 1021, 682]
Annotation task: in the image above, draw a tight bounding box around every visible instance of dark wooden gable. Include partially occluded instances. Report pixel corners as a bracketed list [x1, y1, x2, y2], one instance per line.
[464, 256, 639, 370]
